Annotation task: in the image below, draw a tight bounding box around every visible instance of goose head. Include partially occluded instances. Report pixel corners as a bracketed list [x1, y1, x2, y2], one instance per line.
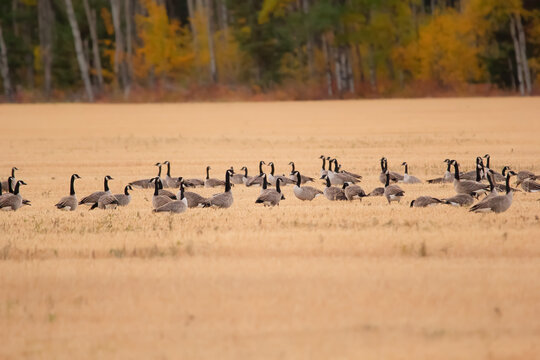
[72, 174, 81, 180]
[105, 175, 114, 181]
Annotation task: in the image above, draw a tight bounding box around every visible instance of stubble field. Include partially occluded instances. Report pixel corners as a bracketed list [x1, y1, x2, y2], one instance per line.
[1, 98, 540, 359]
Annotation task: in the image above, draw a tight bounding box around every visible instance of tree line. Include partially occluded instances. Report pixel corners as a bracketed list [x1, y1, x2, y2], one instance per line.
[0, 0, 539, 102]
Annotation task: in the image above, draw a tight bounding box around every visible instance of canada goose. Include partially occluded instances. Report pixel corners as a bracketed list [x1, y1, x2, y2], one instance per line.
[176, 180, 206, 207]
[89, 193, 119, 210]
[55, 174, 81, 211]
[3, 175, 31, 206]
[452, 161, 488, 196]
[481, 171, 499, 203]
[79, 175, 113, 205]
[238, 166, 255, 185]
[129, 163, 162, 189]
[245, 161, 266, 187]
[113, 185, 133, 206]
[342, 182, 366, 200]
[204, 166, 226, 188]
[183, 177, 204, 187]
[151, 177, 174, 209]
[1, 167, 17, 192]
[483, 154, 505, 182]
[383, 171, 405, 204]
[442, 194, 474, 207]
[154, 183, 188, 213]
[255, 178, 284, 206]
[367, 187, 385, 197]
[319, 155, 328, 179]
[259, 173, 285, 199]
[470, 171, 517, 213]
[378, 158, 402, 184]
[162, 161, 181, 188]
[322, 175, 346, 201]
[0, 180, 27, 211]
[267, 162, 294, 186]
[400, 162, 422, 184]
[515, 169, 538, 186]
[427, 159, 454, 184]
[327, 159, 358, 185]
[410, 196, 442, 207]
[288, 162, 314, 184]
[153, 177, 177, 199]
[292, 171, 322, 201]
[230, 167, 247, 184]
[460, 157, 484, 181]
[202, 170, 234, 208]
[521, 178, 540, 193]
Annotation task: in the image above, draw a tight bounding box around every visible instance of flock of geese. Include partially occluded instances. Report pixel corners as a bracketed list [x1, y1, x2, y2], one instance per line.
[0, 154, 538, 214]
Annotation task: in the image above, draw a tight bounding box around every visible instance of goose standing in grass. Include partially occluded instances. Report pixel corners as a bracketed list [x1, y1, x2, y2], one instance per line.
[460, 157, 485, 181]
[292, 171, 322, 201]
[162, 161, 181, 188]
[151, 177, 174, 209]
[470, 171, 517, 213]
[452, 161, 488, 196]
[245, 161, 266, 187]
[202, 170, 234, 208]
[1, 167, 17, 192]
[55, 174, 81, 211]
[427, 159, 454, 184]
[383, 171, 405, 204]
[442, 194, 474, 207]
[259, 173, 285, 199]
[0, 180, 27, 211]
[319, 155, 328, 179]
[379, 158, 402, 184]
[204, 166, 226, 188]
[322, 175, 346, 201]
[483, 154, 505, 182]
[113, 185, 133, 206]
[342, 183, 366, 201]
[400, 162, 422, 184]
[327, 159, 358, 186]
[256, 178, 284, 207]
[150, 177, 176, 199]
[515, 168, 538, 186]
[79, 175, 113, 205]
[154, 183, 188, 213]
[267, 162, 294, 186]
[176, 180, 206, 207]
[129, 163, 162, 189]
[410, 196, 442, 208]
[3, 176, 31, 206]
[288, 162, 314, 184]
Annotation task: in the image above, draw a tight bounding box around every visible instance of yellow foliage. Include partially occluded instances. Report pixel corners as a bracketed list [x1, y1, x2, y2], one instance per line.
[404, 10, 484, 86]
[100, 7, 115, 36]
[134, 0, 194, 80]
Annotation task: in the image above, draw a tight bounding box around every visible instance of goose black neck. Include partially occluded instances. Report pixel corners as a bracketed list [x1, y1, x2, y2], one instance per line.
[487, 173, 494, 191]
[333, 159, 339, 172]
[296, 172, 301, 186]
[179, 185, 185, 200]
[70, 175, 76, 196]
[104, 177, 110, 192]
[0, 181, 2, 196]
[328, 159, 333, 172]
[385, 173, 390, 187]
[276, 179, 281, 193]
[502, 167, 507, 176]
[380, 159, 385, 172]
[225, 171, 231, 192]
[290, 162, 295, 172]
[157, 165, 162, 177]
[505, 174, 511, 194]
[14, 181, 21, 195]
[166, 162, 171, 176]
[8, 177, 14, 193]
[485, 156, 490, 169]
[11, 168, 16, 177]
[446, 162, 451, 172]
[206, 167, 210, 180]
[475, 164, 481, 182]
[259, 161, 264, 175]
[404, 164, 409, 174]
[270, 163, 275, 176]
[321, 157, 326, 170]
[262, 175, 268, 190]
[124, 186, 130, 195]
[325, 177, 331, 188]
[243, 168, 248, 177]
[153, 179, 160, 196]
[454, 162, 460, 181]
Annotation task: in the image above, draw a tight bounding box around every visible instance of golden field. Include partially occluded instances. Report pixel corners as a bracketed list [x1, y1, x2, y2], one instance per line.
[1, 98, 540, 359]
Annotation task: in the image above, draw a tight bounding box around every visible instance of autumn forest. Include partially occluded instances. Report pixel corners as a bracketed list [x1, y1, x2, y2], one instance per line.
[0, 0, 539, 102]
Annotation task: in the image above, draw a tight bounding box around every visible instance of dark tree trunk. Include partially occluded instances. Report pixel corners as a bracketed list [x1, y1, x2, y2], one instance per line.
[38, 0, 53, 98]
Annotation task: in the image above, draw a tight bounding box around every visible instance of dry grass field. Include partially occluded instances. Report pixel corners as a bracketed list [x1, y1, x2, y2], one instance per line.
[1, 98, 540, 359]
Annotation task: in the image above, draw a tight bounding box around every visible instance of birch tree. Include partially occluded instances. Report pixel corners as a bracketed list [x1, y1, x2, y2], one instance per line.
[0, 23, 13, 101]
[38, 0, 53, 98]
[83, 0, 104, 91]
